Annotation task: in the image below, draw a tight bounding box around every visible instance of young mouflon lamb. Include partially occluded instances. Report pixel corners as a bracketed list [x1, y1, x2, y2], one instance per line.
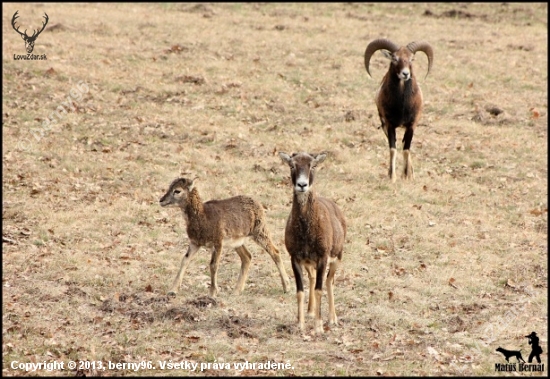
[279, 152, 346, 334]
[159, 177, 290, 297]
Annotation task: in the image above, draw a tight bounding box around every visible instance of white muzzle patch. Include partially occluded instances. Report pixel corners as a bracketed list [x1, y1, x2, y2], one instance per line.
[294, 172, 309, 193]
[399, 69, 411, 81]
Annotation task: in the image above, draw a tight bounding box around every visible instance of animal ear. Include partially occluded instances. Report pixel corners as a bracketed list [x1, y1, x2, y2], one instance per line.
[313, 153, 327, 165]
[188, 177, 198, 191]
[381, 50, 393, 60]
[279, 152, 292, 165]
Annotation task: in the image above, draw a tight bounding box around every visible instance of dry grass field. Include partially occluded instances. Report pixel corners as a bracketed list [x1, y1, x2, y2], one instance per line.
[2, 2, 547, 376]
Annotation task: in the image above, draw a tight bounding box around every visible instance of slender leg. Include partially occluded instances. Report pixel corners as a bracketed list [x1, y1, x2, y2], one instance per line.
[296, 291, 305, 332]
[326, 261, 339, 325]
[390, 148, 398, 182]
[234, 245, 252, 294]
[305, 265, 316, 316]
[314, 260, 326, 334]
[402, 150, 414, 180]
[168, 242, 201, 296]
[209, 243, 223, 297]
[387, 126, 397, 182]
[380, 114, 389, 139]
[291, 258, 305, 331]
[253, 229, 290, 293]
[402, 126, 415, 180]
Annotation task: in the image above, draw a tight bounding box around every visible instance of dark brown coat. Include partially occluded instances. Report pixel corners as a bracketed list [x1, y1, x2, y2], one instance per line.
[364, 39, 434, 181]
[279, 152, 346, 334]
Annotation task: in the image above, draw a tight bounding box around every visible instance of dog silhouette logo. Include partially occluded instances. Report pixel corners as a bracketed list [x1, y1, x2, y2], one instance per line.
[526, 331, 543, 364]
[495, 331, 545, 372]
[11, 10, 49, 54]
[496, 347, 525, 363]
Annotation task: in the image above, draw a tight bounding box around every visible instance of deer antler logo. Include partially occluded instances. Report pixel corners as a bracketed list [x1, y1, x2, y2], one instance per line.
[11, 10, 49, 54]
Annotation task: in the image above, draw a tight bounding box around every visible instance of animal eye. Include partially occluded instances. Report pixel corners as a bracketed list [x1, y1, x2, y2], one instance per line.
[174, 189, 182, 195]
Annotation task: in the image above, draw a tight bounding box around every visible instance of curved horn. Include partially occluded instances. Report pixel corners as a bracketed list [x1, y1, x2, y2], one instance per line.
[364, 38, 399, 77]
[406, 41, 434, 78]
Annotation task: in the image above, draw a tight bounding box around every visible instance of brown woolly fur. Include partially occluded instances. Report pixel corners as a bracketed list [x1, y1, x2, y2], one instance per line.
[160, 177, 290, 297]
[279, 152, 346, 334]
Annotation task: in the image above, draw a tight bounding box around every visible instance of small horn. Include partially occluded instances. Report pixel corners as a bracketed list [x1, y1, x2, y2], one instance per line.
[364, 38, 399, 77]
[406, 41, 434, 79]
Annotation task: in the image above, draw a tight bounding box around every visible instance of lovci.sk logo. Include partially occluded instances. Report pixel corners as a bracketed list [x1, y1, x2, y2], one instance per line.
[11, 10, 48, 60]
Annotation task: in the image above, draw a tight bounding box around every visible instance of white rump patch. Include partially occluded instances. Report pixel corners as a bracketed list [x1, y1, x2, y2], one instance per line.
[201, 237, 247, 249]
[223, 237, 247, 249]
[328, 255, 340, 264]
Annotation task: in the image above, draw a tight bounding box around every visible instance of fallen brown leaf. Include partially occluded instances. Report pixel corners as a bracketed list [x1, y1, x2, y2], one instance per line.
[449, 278, 458, 289]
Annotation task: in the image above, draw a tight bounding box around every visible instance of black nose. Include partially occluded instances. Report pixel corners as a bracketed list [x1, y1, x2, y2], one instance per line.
[297, 183, 307, 190]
